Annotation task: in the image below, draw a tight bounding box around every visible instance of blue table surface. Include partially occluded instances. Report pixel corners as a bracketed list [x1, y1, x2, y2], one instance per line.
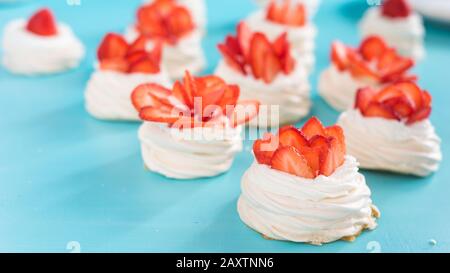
[0, 0, 449, 253]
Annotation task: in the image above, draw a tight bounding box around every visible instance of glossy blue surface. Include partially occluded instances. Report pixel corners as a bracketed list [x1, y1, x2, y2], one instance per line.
[0, 0, 449, 253]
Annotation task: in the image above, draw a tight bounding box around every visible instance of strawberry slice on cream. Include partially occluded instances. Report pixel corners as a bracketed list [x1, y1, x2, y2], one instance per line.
[133, 71, 260, 180]
[238, 117, 380, 245]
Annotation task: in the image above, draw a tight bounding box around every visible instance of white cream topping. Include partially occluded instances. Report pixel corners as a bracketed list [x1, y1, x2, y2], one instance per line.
[245, 10, 317, 73]
[254, 0, 321, 18]
[85, 70, 171, 121]
[139, 122, 243, 179]
[215, 60, 311, 127]
[359, 8, 425, 60]
[238, 156, 379, 245]
[318, 65, 381, 112]
[338, 109, 442, 177]
[125, 27, 205, 80]
[2, 19, 85, 75]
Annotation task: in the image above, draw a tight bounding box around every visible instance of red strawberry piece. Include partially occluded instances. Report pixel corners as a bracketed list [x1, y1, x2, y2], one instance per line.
[320, 137, 344, 177]
[128, 35, 148, 54]
[229, 100, 260, 127]
[406, 107, 431, 125]
[218, 43, 247, 75]
[363, 102, 400, 120]
[125, 50, 148, 65]
[359, 36, 388, 61]
[348, 52, 380, 83]
[278, 127, 309, 151]
[26, 8, 58, 36]
[325, 125, 346, 152]
[289, 3, 307, 26]
[172, 81, 188, 106]
[137, 5, 168, 38]
[378, 50, 414, 82]
[263, 50, 282, 84]
[139, 106, 181, 123]
[390, 98, 414, 118]
[131, 83, 172, 112]
[166, 6, 195, 39]
[237, 22, 252, 59]
[249, 33, 273, 80]
[183, 71, 197, 108]
[301, 117, 326, 140]
[355, 87, 378, 112]
[225, 35, 242, 56]
[373, 85, 403, 103]
[296, 146, 321, 176]
[218, 85, 240, 113]
[128, 56, 160, 74]
[195, 76, 226, 115]
[272, 33, 295, 74]
[395, 82, 423, 110]
[331, 41, 350, 71]
[382, 0, 412, 18]
[422, 91, 432, 108]
[271, 146, 315, 179]
[97, 33, 129, 61]
[99, 58, 129, 73]
[253, 133, 279, 165]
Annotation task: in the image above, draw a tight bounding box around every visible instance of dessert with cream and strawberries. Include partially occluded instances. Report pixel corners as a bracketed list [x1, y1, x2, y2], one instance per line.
[319, 35, 415, 111]
[215, 22, 310, 127]
[338, 82, 442, 177]
[126, 0, 205, 79]
[360, 0, 425, 61]
[2, 8, 84, 75]
[132, 71, 260, 179]
[85, 33, 170, 121]
[254, 0, 320, 18]
[246, 0, 317, 73]
[238, 117, 379, 245]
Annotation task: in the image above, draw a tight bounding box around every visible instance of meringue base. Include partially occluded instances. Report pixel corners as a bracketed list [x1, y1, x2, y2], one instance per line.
[238, 156, 379, 245]
[84, 70, 171, 121]
[139, 122, 243, 180]
[338, 109, 442, 177]
[215, 61, 311, 127]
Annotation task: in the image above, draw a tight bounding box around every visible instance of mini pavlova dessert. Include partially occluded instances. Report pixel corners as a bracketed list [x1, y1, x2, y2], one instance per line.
[131, 71, 260, 179]
[238, 117, 380, 245]
[246, 0, 317, 73]
[215, 22, 311, 127]
[319, 35, 415, 111]
[143, 0, 207, 35]
[338, 81, 442, 177]
[2, 7, 85, 75]
[254, 0, 320, 18]
[126, 0, 206, 79]
[359, 0, 425, 61]
[85, 33, 170, 121]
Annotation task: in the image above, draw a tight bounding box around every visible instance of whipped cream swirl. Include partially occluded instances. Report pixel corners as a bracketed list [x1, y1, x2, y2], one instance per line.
[246, 10, 317, 73]
[215, 60, 311, 127]
[338, 109, 442, 177]
[238, 156, 379, 245]
[359, 8, 425, 61]
[319, 65, 380, 112]
[85, 70, 171, 121]
[139, 122, 243, 179]
[2, 19, 85, 75]
[125, 28, 205, 79]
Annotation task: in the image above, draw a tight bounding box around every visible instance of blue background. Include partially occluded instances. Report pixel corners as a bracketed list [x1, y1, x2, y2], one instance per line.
[0, 0, 449, 253]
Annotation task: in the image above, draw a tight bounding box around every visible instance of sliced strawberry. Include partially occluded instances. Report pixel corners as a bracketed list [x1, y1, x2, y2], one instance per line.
[272, 33, 295, 74]
[320, 137, 344, 176]
[237, 22, 252, 59]
[363, 102, 400, 120]
[99, 58, 129, 72]
[309, 135, 333, 176]
[271, 146, 315, 179]
[183, 71, 197, 108]
[382, 0, 411, 18]
[249, 33, 273, 80]
[348, 52, 380, 83]
[422, 91, 432, 108]
[296, 146, 321, 176]
[287, 3, 307, 26]
[278, 127, 309, 151]
[148, 41, 163, 64]
[301, 117, 326, 140]
[128, 56, 160, 74]
[325, 126, 346, 149]
[373, 85, 403, 103]
[125, 50, 148, 65]
[331, 41, 350, 71]
[172, 81, 188, 106]
[253, 133, 279, 165]
[406, 107, 431, 125]
[359, 36, 388, 61]
[272, 32, 289, 57]
[166, 6, 195, 39]
[139, 106, 181, 123]
[394, 82, 423, 110]
[26, 8, 58, 36]
[263, 50, 282, 84]
[137, 5, 168, 38]
[131, 83, 172, 111]
[218, 44, 247, 75]
[229, 100, 260, 127]
[218, 85, 240, 113]
[128, 35, 147, 54]
[384, 97, 414, 118]
[225, 35, 242, 56]
[355, 87, 378, 112]
[378, 50, 414, 82]
[97, 33, 129, 61]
